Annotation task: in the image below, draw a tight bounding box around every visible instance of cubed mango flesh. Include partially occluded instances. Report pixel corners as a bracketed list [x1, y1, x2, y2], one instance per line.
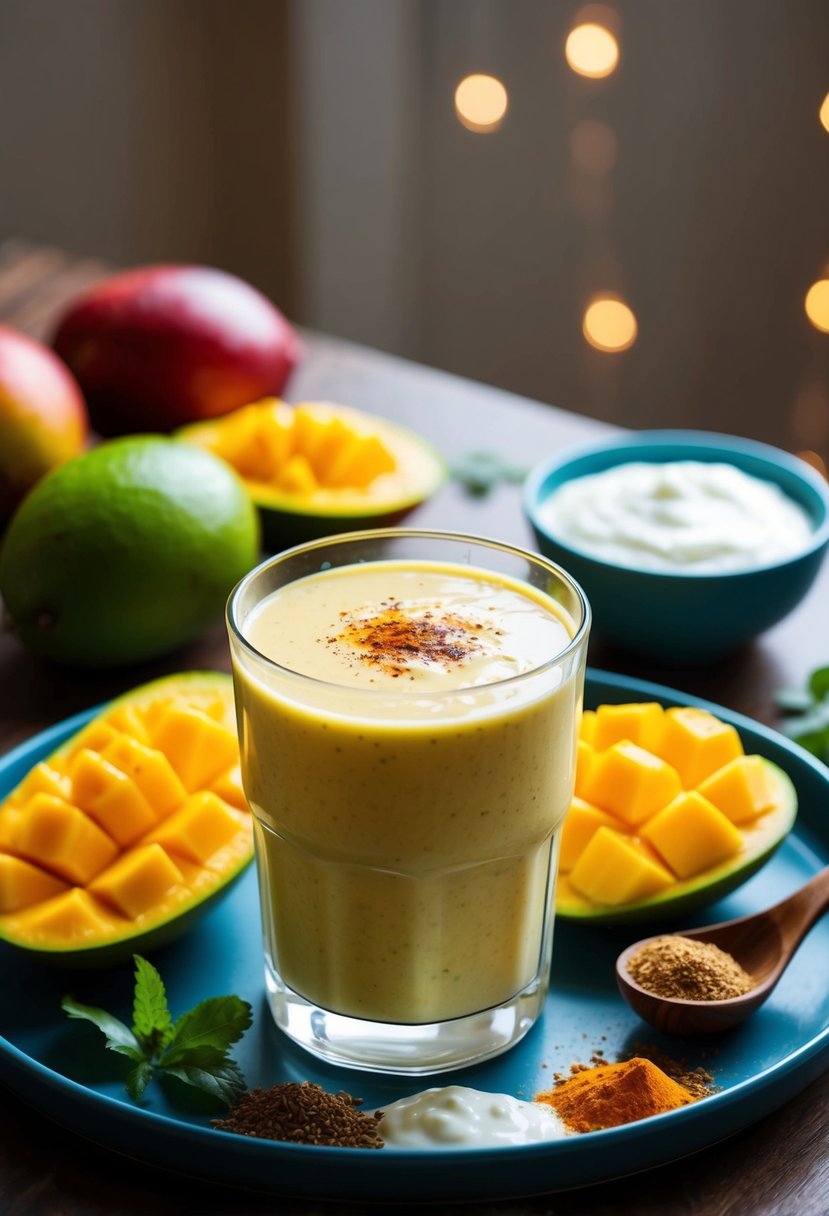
[568, 827, 674, 906]
[149, 706, 240, 792]
[592, 702, 665, 753]
[204, 400, 399, 492]
[146, 792, 246, 866]
[105, 706, 152, 746]
[640, 791, 744, 878]
[659, 707, 743, 787]
[90, 844, 185, 919]
[211, 764, 248, 811]
[2, 888, 127, 944]
[100, 735, 188, 818]
[274, 452, 318, 495]
[0, 678, 250, 955]
[251, 407, 295, 477]
[70, 749, 159, 846]
[559, 798, 626, 872]
[326, 434, 396, 488]
[559, 701, 788, 915]
[291, 405, 333, 463]
[63, 720, 120, 762]
[305, 417, 353, 481]
[6, 763, 72, 806]
[0, 806, 23, 853]
[581, 741, 682, 827]
[206, 404, 267, 478]
[578, 708, 596, 745]
[14, 794, 119, 885]
[0, 854, 69, 913]
[696, 755, 777, 824]
[574, 740, 596, 799]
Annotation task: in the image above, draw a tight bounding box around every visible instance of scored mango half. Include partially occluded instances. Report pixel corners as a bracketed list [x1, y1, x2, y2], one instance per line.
[177, 399, 446, 550]
[0, 673, 251, 964]
[556, 701, 797, 923]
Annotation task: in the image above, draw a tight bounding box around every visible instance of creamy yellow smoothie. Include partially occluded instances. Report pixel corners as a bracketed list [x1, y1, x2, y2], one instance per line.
[233, 559, 582, 1025]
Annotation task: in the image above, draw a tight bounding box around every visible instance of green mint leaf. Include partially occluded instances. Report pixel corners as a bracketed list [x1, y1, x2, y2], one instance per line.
[808, 667, 829, 702]
[775, 668, 829, 767]
[132, 955, 173, 1053]
[62, 964, 252, 1108]
[452, 451, 529, 497]
[61, 996, 143, 1059]
[161, 1057, 247, 1106]
[125, 1060, 154, 1102]
[782, 725, 829, 761]
[161, 1043, 229, 1069]
[158, 1044, 240, 1087]
[163, 996, 252, 1064]
[780, 707, 829, 738]
[775, 686, 815, 713]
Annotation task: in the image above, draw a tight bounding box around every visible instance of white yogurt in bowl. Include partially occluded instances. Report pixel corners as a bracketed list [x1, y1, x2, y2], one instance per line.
[523, 430, 829, 663]
[536, 460, 813, 574]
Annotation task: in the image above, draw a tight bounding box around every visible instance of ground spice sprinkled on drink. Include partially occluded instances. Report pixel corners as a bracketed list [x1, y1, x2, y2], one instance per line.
[212, 1082, 385, 1148]
[535, 1057, 696, 1133]
[329, 599, 498, 677]
[627, 935, 756, 1001]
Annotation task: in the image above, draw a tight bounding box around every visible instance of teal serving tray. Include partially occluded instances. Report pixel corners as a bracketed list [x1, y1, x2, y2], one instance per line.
[0, 669, 828, 1201]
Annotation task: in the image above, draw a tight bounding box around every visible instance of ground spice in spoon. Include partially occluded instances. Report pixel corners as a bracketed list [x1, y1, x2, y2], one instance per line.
[627, 934, 755, 1001]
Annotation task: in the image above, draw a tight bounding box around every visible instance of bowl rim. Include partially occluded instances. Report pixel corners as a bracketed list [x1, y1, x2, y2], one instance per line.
[523, 428, 829, 580]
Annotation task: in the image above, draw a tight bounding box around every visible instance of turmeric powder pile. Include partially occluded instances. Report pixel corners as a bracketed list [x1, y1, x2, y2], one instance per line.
[536, 1057, 695, 1133]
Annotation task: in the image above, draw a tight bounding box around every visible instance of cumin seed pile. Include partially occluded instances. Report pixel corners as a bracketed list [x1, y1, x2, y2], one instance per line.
[212, 1081, 385, 1148]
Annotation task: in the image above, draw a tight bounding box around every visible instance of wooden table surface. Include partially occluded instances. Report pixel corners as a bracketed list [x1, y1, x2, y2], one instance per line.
[0, 241, 827, 1215]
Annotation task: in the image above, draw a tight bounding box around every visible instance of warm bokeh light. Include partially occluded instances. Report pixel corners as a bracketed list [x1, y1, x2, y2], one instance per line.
[565, 24, 620, 79]
[570, 119, 618, 174]
[820, 92, 829, 134]
[583, 296, 638, 352]
[454, 74, 509, 133]
[805, 279, 829, 333]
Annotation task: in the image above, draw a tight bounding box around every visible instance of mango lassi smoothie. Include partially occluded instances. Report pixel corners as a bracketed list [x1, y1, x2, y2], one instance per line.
[228, 532, 589, 1072]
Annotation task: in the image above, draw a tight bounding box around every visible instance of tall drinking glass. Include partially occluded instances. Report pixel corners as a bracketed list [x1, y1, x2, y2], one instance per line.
[227, 529, 590, 1074]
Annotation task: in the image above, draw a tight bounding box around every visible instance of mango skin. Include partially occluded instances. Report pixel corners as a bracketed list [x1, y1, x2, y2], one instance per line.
[0, 324, 88, 524]
[52, 265, 303, 434]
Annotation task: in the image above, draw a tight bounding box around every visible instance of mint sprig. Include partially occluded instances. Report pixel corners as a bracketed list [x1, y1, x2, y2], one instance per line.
[451, 450, 530, 497]
[62, 955, 252, 1105]
[775, 665, 829, 764]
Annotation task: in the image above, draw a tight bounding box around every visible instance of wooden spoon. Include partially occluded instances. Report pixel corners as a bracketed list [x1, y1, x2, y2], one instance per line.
[615, 865, 829, 1035]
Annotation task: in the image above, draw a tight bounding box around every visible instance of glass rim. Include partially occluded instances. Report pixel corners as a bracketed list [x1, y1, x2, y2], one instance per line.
[226, 527, 591, 698]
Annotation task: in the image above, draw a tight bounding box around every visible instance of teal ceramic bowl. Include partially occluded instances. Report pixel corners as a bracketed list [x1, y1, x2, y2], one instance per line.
[523, 430, 829, 664]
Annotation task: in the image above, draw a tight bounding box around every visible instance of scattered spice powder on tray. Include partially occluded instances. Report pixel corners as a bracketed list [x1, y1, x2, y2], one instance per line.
[536, 1056, 696, 1133]
[212, 1082, 385, 1148]
[627, 934, 755, 1001]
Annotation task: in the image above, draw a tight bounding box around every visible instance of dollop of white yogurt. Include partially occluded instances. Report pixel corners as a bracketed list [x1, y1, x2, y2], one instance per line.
[376, 1085, 568, 1149]
[537, 460, 812, 573]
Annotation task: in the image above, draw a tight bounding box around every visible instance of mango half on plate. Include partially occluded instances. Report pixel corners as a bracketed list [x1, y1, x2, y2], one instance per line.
[177, 398, 446, 549]
[556, 702, 797, 924]
[0, 673, 251, 965]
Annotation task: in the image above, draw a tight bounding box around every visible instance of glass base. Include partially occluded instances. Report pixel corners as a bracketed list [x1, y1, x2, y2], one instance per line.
[264, 962, 548, 1075]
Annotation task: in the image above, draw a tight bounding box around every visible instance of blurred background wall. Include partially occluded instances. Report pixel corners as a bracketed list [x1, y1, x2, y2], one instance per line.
[1, 0, 827, 456]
